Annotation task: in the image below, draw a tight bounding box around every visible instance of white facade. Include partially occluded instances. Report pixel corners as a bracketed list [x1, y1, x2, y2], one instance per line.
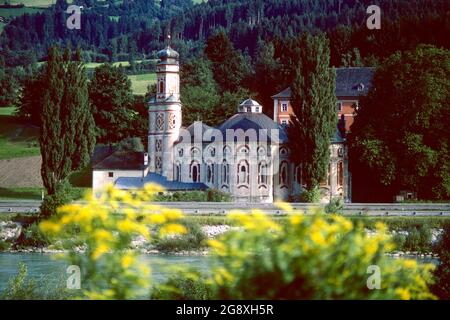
[94, 46, 351, 203]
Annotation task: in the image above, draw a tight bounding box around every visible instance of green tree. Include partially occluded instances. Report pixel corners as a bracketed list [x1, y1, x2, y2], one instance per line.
[89, 64, 135, 144]
[0, 71, 18, 107]
[287, 33, 337, 191]
[40, 47, 96, 197]
[253, 40, 282, 118]
[204, 30, 250, 93]
[349, 45, 450, 200]
[180, 58, 220, 125]
[17, 73, 43, 125]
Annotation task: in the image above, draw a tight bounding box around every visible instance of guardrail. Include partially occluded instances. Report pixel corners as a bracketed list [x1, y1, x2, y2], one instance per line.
[1, 200, 449, 216]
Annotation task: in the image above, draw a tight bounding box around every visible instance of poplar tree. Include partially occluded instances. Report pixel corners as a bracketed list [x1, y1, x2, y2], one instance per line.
[40, 47, 95, 196]
[287, 33, 337, 191]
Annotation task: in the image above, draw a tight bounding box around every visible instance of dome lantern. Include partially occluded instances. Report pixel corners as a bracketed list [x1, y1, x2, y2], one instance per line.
[238, 99, 263, 114]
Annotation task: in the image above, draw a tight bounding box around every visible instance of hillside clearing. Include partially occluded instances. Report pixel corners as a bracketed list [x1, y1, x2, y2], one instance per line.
[128, 73, 157, 95]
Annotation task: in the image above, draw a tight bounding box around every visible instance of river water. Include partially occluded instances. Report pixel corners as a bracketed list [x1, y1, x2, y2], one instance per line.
[0, 253, 439, 292]
[0, 253, 211, 291]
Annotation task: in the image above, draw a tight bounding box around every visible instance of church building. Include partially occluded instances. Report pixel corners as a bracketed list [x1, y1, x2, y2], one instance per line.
[92, 46, 374, 203]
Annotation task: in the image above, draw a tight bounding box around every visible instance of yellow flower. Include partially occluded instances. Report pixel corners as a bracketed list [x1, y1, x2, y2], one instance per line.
[162, 208, 183, 221]
[160, 223, 187, 236]
[143, 183, 164, 195]
[366, 240, 378, 255]
[289, 214, 304, 225]
[145, 213, 166, 224]
[121, 253, 135, 269]
[92, 243, 109, 260]
[94, 229, 113, 242]
[39, 221, 61, 234]
[208, 239, 227, 255]
[395, 288, 411, 300]
[310, 230, 326, 246]
[275, 202, 294, 213]
[117, 219, 136, 234]
[403, 260, 417, 269]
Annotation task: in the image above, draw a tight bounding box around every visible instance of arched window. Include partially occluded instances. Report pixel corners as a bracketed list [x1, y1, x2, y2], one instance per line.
[207, 164, 214, 184]
[338, 161, 344, 186]
[222, 161, 229, 185]
[279, 161, 288, 186]
[295, 165, 302, 185]
[258, 162, 267, 185]
[174, 164, 181, 182]
[237, 160, 249, 185]
[190, 161, 200, 183]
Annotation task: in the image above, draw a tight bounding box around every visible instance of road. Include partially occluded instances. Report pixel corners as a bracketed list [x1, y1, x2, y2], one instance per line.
[1, 200, 449, 216]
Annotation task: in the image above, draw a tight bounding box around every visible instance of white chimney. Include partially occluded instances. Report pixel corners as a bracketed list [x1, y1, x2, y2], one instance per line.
[144, 153, 149, 166]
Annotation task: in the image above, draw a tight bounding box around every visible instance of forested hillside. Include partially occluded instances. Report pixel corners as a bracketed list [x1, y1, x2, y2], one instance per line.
[1, 0, 449, 67]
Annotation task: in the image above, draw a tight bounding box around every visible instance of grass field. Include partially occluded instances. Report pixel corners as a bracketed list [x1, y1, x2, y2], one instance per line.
[128, 73, 157, 95]
[0, 186, 90, 200]
[0, 187, 44, 200]
[0, 111, 40, 160]
[0, 106, 15, 116]
[0, 7, 43, 17]
[6, 0, 73, 8]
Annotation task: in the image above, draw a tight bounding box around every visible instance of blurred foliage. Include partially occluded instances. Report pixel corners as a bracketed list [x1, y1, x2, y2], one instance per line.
[160, 204, 436, 300]
[39, 184, 187, 299]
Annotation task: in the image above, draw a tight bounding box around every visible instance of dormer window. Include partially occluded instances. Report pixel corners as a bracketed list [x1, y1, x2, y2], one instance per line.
[357, 83, 365, 91]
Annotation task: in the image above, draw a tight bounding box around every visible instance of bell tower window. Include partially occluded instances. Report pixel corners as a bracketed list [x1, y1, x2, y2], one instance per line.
[159, 81, 164, 94]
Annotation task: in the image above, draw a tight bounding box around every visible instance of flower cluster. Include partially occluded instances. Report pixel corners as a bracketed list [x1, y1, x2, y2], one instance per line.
[39, 184, 186, 300]
[205, 203, 436, 300]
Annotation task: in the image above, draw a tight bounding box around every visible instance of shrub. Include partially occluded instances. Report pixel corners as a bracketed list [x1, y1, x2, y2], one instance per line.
[17, 222, 50, 248]
[117, 137, 144, 152]
[0, 263, 69, 300]
[432, 225, 450, 299]
[39, 180, 73, 218]
[153, 219, 206, 252]
[154, 190, 231, 202]
[152, 273, 212, 300]
[325, 197, 344, 214]
[402, 226, 432, 253]
[0, 263, 37, 300]
[0, 240, 11, 251]
[175, 205, 435, 300]
[207, 189, 231, 202]
[299, 187, 321, 203]
[39, 184, 187, 299]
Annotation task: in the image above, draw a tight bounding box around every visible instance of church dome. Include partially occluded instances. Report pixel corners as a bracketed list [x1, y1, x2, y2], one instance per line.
[157, 46, 179, 60]
[219, 113, 287, 143]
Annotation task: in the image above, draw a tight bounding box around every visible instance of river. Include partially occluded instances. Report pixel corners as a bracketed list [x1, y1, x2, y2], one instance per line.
[0, 253, 439, 293]
[0, 253, 212, 291]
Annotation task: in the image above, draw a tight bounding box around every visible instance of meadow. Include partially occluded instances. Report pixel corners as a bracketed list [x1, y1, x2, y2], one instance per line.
[128, 73, 157, 95]
[0, 7, 43, 18]
[0, 108, 40, 160]
[6, 1, 71, 8]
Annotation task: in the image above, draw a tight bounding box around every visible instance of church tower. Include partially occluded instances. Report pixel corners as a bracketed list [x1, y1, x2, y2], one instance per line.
[148, 45, 181, 180]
